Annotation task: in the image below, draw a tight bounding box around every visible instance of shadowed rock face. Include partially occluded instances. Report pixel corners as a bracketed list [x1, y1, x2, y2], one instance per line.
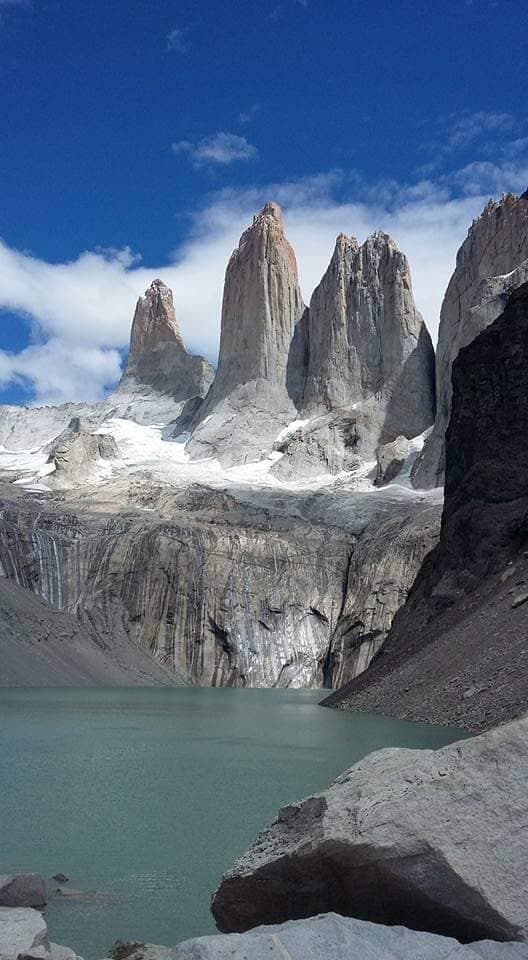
[211, 715, 528, 944]
[274, 231, 435, 479]
[413, 191, 528, 488]
[324, 283, 528, 731]
[119, 279, 214, 401]
[186, 203, 305, 465]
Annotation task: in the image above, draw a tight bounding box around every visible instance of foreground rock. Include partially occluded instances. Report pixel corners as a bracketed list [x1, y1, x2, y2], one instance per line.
[120, 916, 528, 960]
[0, 908, 82, 960]
[212, 715, 528, 943]
[414, 190, 528, 488]
[0, 876, 46, 909]
[325, 282, 528, 729]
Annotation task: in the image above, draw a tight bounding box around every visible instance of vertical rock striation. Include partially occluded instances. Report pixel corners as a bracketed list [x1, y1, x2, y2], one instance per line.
[413, 191, 528, 488]
[186, 203, 306, 465]
[273, 231, 435, 479]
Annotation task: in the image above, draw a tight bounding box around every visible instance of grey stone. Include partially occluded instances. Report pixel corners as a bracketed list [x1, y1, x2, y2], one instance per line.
[0, 876, 46, 909]
[171, 915, 528, 959]
[0, 908, 49, 960]
[413, 192, 528, 489]
[212, 715, 528, 943]
[375, 435, 412, 486]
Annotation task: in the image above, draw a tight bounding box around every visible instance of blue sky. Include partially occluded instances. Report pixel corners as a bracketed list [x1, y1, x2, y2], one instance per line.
[0, 0, 526, 405]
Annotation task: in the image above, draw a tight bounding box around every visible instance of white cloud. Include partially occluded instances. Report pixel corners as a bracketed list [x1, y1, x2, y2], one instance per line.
[166, 27, 187, 53]
[172, 132, 258, 167]
[0, 157, 526, 405]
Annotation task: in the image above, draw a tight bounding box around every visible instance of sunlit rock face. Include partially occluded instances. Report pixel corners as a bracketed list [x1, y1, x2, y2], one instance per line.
[272, 230, 435, 480]
[413, 191, 528, 489]
[186, 203, 306, 466]
[118, 278, 214, 402]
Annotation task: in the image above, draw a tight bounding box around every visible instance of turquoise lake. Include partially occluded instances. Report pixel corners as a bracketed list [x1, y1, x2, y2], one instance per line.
[0, 688, 465, 958]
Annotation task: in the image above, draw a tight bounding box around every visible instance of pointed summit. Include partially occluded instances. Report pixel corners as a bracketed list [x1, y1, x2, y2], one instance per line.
[187, 202, 305, 464]
[119, 280, 214, 401]
[302, 230, 435, 436]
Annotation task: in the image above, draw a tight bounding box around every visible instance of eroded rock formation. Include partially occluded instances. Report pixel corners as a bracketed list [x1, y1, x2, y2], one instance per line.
[274, 231, 435, 479]
[212, 715, 528, 943]
[187, 203, 305, 465]
[413, 191, 528, 488]
[119, 279, 214, 402]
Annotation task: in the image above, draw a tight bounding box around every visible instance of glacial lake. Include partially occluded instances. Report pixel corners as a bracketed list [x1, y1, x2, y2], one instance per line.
[0, 688, 465, 958]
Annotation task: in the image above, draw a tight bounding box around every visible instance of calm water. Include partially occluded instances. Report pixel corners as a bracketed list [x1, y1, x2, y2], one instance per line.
[0, 689, 465, 958]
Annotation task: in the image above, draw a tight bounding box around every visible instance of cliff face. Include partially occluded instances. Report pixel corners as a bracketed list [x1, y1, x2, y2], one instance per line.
[0, 479, 438, 688]
[187, 203, 305, 465]
[413, 191, 528, 488]
[119, 278, 214, 401]
[273, 231, 435, 480]
[324, 283, 528, 730]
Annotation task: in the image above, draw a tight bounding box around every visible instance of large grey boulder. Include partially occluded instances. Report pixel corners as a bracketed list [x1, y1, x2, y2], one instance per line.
[0, 908, 49, 960]
[413, 191, 528, 489]
[0, 876, 46, 909]
[212, 715, 528, 943]
[118, 280, 214, 403]
[275, 231, 435, 478]
[187, 202, 305, 465]
[170, 915, 528, 959]
[0, 908, 83, 960]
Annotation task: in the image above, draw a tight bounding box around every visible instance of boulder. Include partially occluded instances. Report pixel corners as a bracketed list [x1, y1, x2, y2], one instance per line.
[212, 715, 528, 943]
[171, 915, 528, 959]
[0, 876, 46, 908]
[0, 908, 49, 960]
[375, 435, 412, 486]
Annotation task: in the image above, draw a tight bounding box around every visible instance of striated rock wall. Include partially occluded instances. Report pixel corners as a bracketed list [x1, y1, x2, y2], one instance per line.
[0, 481, 438, 688]
[413, 191, 528, 488]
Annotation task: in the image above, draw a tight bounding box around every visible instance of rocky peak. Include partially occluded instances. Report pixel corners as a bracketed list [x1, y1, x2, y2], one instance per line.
[413, 190, 528, 488]
[119, 280, 214, 402]
[301, 229, 435, 437]
[199, 201, 304, 405]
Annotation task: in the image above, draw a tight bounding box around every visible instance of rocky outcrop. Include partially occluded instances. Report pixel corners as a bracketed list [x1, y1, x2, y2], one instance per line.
[324, 283, 528, 730]
[118, 280, 214, 402]
[187, 203, 305, 465]
[375, 435, 412, 486]
[0, 908, 83, 960]
[413, 191, 528, 488]
[274, 231, 435, 479]
[44, 418, 118, 486]
[167, 914, 528, 959]
[212, 715, 528, 943]
[0, 876, 46, 909]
